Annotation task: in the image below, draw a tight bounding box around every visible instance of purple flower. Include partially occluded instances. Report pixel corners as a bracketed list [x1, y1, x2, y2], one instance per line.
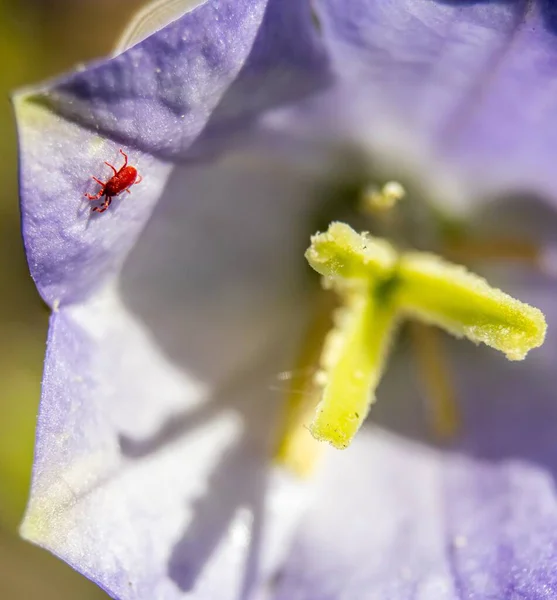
[15, 1, 557, 599]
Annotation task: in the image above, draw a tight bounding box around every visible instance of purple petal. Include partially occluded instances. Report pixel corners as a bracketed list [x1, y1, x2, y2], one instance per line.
[315, 0, 557, 208]
[274, 276, 557, 600]
[20, 2, 557, 598]
[17, 123, 170, 305]
[16, 0, 328, 306]
[20, 154, 325, 599]
[273, 427, 557, 599]
[30, 0, 328, 158]
[274, 430, 459, 600]
[23, 299, 303, 600]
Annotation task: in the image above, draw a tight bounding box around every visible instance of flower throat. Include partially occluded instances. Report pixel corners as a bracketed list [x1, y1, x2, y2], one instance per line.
[275, 181, 547, 476]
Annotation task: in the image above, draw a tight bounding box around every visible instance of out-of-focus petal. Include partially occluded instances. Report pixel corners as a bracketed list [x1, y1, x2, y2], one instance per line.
[274, 428, 458, 600]
[115, 0, 208, 51]
[119, 155, 325, 385]
[274, 276, 557, 600]
[314, 0, 557, 210]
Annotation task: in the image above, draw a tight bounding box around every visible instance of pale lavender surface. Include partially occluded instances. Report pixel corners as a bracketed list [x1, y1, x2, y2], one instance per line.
[17, 0, 328, 306]
[274, 277, 557, 600]
[315, 0, 557, 206]
[21, 154, 324, 599]
[38, 0, 328, 158]
[16, 0, 557, 599]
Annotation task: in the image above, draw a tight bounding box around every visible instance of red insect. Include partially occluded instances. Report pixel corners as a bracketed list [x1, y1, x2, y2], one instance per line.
[85, 149, 142, 213]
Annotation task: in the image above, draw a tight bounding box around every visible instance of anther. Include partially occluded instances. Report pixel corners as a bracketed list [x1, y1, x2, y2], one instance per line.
[360, 181, 406, 214]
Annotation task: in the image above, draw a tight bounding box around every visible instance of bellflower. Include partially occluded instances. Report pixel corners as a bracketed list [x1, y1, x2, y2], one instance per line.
[14, 1, 557, 599]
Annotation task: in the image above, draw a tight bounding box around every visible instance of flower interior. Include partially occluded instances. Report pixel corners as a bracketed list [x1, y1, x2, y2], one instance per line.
[276, 180, 547, 473]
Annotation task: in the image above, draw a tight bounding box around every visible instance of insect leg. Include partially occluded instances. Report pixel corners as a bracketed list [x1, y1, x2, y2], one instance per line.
[92, 176, 105, 186]
[104, 161, 118, 176]
[92, 197, 112, 213]
[134, 174, 143, 185]
[85, 190, 104, 200]
[119, 149, 128, 168]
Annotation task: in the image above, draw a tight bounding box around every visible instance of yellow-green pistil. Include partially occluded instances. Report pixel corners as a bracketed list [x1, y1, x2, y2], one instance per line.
[304, 222, 547, 450]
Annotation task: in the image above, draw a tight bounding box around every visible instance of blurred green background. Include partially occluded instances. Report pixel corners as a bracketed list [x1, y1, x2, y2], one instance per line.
[0, 1, 143, 597]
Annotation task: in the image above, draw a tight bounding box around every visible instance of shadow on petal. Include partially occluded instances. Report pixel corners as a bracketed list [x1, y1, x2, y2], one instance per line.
[117, 155, 321, 594]
[373, 316, 557, 486]
[539, 0, 557, 32]
[116, 140, 557, 594]
[167, 436, 266, 594]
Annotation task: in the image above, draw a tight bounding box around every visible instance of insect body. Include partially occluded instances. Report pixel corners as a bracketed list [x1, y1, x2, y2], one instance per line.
[85, 149, 142, 213]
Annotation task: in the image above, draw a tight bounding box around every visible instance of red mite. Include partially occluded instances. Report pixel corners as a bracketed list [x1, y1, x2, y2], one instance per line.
[85, 149, 142, 213]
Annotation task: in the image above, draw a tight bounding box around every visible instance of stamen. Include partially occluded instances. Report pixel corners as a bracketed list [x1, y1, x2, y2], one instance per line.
[305, 222, 397, 282]
[396, 251, 546, 360]
[301, 222, 546, 450]
[274, 295, 335, 476]
[445, 237, 540, 267]
[309, 288, 398, 449]
[409, 322, 459, 439]
[360, 181, 406, 214]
